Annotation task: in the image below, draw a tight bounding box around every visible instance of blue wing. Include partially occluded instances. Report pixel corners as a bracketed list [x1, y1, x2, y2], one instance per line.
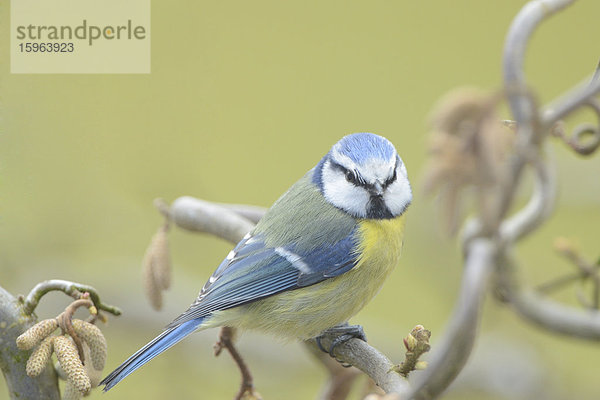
[101, 229, 359, 392]
[167, 227, 359, 328]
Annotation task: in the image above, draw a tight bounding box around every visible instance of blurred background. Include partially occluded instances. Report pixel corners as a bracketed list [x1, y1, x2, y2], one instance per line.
[2, 1, 600, 399]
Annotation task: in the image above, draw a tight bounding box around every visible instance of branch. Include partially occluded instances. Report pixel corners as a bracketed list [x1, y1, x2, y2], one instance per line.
[549, 98, 600, 156]
[503, 0, 574, 126]
[22, 279, 121, 317]
[499, 152, 555, 243]
[304, 342, 361, 400]
[0, 286, 60, 400]
[214, 327, 262, 400]
[498, 253, 600, 340]
[494, 0, 600, 341]
[408, 239, 496, 400]
[542, 73, 600, 128]
[305, 336, 409, 396]
[394, 326, 431, 378]
[494, 0, 575, 229]
[168, 196, 258, 244]
[56, 298, 96, 363]
[216, 203, 268, 225]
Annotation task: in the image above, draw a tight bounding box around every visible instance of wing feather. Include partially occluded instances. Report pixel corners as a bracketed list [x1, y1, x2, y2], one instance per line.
[167, 227, 358, 328]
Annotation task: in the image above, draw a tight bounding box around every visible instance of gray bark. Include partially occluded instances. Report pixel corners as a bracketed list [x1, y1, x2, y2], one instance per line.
[0, 286, 60, 400]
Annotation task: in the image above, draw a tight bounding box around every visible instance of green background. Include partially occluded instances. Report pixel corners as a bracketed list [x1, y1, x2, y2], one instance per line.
[2, 1, 600, 399]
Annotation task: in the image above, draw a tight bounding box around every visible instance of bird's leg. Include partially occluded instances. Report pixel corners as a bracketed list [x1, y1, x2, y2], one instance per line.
[315, 323, 367, 367]
[214, 326, 262, 400]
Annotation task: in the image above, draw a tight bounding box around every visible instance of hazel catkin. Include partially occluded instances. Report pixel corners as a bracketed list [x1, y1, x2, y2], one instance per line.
[142, 249, 163, 310]
[16, 318, 58, 350]
[25, 336, 54, 377]
[71, 319, 107, 371]
[62, 380, 82, 400]
[53, 335, 91, 395]
[151, 225, 172, 290]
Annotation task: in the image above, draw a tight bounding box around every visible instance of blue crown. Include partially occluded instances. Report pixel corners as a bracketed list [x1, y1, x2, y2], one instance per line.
[334, 133, 396, 165]
[312, 133, 396, 189]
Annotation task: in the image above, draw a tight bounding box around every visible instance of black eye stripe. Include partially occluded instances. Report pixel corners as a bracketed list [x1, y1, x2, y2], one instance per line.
[329, 159, 398, 188]
[329, 161, 364, 186]
[384, 169, 397, 187]
[383, 157, 401, 187]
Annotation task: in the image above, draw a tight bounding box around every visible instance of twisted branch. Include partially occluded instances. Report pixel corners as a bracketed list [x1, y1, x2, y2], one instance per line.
[22, 280, 121, 317]
[492, 0, 600, 341]
[408, 240, 496, 400]
[499, 253, 600, 340]
[56, 298, 96, 363]
[420, 1, 600, 398]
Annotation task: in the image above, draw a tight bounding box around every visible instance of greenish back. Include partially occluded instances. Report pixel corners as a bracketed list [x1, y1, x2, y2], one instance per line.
[254, 169, 357, 251]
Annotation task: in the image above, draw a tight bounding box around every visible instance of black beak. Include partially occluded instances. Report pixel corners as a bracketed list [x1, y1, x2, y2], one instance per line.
[368, 181, 384, 197]
[366, 194, 393, 219]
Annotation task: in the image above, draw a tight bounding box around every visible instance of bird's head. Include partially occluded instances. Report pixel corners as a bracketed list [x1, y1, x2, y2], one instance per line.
[313, 133, 412, 219]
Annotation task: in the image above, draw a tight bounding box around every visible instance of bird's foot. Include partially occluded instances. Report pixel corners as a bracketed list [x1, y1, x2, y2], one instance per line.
[315, 323, 367, 367]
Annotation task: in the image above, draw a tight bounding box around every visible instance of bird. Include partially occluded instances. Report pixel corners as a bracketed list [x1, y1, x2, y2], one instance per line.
[100, 132, 412, 391]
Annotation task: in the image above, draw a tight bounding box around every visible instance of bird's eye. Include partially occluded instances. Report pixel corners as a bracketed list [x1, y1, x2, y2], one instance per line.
[345, 170, 357, 184]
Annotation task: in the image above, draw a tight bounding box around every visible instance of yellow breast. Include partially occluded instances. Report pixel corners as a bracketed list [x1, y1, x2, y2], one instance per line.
[355, 214, 407, 272]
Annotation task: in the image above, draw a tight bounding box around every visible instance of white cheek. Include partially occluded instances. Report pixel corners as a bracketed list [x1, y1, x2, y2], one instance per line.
[322, 168, 369, 218]
[384, 175, 412, 216]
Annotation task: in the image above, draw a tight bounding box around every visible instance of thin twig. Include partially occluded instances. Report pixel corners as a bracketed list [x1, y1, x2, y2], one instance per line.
[498, 253, 600, 339]
[214, 327, 260, 400]
[549, 99, 600, 156]
[393, 325, 431, 378]
[22, 280, 121, 317]
[56, 299, 95, 363]
[535, 272, 581, 293]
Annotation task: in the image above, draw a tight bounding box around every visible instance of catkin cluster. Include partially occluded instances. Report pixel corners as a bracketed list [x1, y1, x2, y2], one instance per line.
[16, 318, 107, 399]
[142, 223, 172, 310]
[423, 88, 514, 234]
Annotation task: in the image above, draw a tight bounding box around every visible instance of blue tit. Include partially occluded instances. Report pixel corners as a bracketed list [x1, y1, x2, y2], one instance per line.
[101, 132, 412, 391]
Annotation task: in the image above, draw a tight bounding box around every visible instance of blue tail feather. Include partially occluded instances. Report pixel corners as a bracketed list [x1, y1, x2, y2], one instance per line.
[100, 318, 203, 391]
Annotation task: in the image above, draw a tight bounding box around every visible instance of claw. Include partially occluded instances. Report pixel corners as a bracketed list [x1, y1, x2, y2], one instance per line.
[315, 323, 367, 367]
